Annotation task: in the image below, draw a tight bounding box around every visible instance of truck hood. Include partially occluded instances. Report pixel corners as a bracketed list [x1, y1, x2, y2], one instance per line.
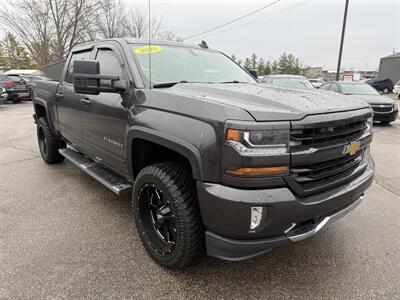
[160, 83, 369, 121]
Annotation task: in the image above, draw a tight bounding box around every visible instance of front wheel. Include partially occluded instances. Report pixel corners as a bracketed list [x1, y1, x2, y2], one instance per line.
[132, 162, 204, 269]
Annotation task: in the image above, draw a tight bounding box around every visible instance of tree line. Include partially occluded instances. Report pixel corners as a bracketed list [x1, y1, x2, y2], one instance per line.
[231, 53, 304, 76]
[0, 0, 179, 69]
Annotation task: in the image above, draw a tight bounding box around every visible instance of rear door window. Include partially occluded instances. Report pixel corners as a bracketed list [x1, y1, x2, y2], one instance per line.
[329, 83, 339, 93]
[319, 83, 331, 90]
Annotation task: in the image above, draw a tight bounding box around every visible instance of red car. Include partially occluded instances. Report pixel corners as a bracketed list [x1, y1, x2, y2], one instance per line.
[0, 74, 30, 102]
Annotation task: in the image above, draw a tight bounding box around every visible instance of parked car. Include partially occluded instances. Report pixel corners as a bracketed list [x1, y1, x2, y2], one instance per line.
[33, 38, 374, 269]
[260, 75, 314, 89]
[308, 78, 325, 88]
[365, 78, 394, 94]
[0, 74, 30, 102]
[320, 81, 398, 124]
[393, 80, 400, 95]
[0, 87, 7, 105]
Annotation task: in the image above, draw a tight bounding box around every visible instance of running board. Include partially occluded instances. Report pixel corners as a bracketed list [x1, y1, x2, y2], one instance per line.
[59, 148, 132, 196]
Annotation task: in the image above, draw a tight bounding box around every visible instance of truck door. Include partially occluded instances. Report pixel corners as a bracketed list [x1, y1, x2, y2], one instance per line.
[57, 49, 94, 147]
[80, 46, 129, 175]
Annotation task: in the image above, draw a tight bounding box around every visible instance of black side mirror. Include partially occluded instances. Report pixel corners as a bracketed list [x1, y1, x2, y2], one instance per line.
[249, 69, 258, 80]
[73, 60, 128, 95]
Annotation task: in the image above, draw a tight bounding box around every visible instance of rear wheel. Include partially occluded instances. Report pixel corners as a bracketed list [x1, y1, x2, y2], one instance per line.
[383, 88, 389, 94]
[37, 116, 66, 164]
[132, 162, 204, 269]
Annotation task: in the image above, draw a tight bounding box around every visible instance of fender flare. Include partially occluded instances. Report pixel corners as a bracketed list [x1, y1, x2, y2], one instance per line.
[127, 126, 204, 181]
[33, 99, 58, 137]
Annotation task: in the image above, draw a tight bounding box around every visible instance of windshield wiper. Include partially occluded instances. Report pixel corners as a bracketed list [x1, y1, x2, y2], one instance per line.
[152, 80, 188, 88]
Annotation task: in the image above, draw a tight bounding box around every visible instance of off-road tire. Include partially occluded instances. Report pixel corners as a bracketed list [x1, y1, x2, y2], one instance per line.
[132, 162, 204, 269]
[37, 116, 66, 164]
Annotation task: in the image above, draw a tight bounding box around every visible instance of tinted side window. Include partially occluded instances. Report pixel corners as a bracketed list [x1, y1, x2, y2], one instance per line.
[0, 75, 12, 82]
[329, 84, 339, 92]
[65, 50, 93, 83]
[95, 49, 122, 77]
[320, 83, 330, 90]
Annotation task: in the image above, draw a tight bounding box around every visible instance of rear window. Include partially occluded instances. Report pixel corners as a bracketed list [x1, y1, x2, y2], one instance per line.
[0, 75, 12, 81]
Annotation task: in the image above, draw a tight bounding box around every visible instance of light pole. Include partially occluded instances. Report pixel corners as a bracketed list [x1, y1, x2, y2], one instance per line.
[336, 0, 349, 81]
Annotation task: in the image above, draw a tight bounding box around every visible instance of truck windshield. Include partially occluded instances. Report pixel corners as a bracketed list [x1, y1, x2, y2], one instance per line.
[132, 44, 256, 87]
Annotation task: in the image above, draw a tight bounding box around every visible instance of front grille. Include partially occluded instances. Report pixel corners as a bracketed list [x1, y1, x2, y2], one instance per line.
[371, 105, 393, 113]
[290, 119, 367, 148]
[288, 111, 371, 197]
[287, 152, 366, 197]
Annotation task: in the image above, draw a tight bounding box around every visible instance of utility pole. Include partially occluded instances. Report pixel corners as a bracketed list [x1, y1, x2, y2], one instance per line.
[336, 0, 349, 81]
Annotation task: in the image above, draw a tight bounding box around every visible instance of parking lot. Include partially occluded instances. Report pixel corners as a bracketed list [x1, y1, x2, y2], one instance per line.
[1, 100, 400, 299]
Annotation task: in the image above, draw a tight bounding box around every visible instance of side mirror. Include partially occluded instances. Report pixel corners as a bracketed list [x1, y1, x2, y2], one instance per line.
[249, 69, 258, 80]
[73, 60, 128, 95]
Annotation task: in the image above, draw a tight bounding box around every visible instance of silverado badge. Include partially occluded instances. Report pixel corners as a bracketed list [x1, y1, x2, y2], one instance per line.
[343, 141, 360, 156]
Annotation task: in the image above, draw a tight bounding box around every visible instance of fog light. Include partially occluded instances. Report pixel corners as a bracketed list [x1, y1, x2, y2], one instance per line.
[250, 206, 264, 230]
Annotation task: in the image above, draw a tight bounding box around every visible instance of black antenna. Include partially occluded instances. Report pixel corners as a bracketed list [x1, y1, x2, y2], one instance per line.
[148, 0, 152, 89]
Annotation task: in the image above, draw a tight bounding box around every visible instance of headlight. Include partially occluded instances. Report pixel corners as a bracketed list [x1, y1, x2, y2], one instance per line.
[226, 128, 289, 156]
[366, 116, 373, 133]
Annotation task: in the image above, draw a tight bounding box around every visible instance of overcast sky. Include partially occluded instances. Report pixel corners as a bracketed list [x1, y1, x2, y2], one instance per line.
[129, 0, 400, 71]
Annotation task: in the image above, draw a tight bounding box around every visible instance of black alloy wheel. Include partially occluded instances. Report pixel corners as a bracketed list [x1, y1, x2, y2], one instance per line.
[137, 183, 177, 254]
[132, 162, 204, 269]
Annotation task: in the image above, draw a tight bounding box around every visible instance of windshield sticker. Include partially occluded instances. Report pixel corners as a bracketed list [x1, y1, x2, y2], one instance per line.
[134, 45, 162, 55]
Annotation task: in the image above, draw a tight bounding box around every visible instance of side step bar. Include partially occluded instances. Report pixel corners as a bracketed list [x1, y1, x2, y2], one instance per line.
[59, 148, 132, 196]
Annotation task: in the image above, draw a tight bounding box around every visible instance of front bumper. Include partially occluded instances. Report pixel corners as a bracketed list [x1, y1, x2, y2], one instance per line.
[6, 91, 30, 100]
[197, 155, 374, 261]
[372, 108, 398, 122]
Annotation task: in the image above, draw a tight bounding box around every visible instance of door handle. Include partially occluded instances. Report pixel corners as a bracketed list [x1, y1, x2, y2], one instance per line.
[80, 97, 91, 105]
[56, 93, 63, 98]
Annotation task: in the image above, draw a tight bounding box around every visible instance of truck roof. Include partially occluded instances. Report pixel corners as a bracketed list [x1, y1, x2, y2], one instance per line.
[72, 38, 216, 52]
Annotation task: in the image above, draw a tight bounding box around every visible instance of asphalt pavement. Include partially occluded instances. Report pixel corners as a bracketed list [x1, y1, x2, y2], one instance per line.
[1, 100, 399, 299]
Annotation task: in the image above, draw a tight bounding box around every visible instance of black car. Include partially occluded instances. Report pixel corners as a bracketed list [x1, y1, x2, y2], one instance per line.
[0, 74, 30, 102]
[320, 81, 398, 124]
[365, 78, 394, 94]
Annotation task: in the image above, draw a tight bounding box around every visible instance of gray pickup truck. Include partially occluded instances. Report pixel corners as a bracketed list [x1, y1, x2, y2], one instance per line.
[33, 38, 375, 269]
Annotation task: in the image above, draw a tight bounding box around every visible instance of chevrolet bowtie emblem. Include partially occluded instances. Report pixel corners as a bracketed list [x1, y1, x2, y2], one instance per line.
[343, 141, 360, 156]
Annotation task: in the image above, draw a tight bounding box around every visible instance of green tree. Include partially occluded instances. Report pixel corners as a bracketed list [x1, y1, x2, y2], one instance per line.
[243, 57, 252, 71]
[250, 53, 257, 69]
[1, 33, 37, 69]
[257, 58, 272, 76]
[0, 44, 8, 69]
[274, 53, 302, 75]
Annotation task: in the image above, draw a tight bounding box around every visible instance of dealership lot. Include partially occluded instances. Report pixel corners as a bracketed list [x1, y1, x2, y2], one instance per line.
[1, 101, 400, 299]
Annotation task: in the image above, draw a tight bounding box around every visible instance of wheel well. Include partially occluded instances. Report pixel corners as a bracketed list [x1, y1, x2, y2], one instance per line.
[132, 139, 193, 178]
[35, 104, 46, 119]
